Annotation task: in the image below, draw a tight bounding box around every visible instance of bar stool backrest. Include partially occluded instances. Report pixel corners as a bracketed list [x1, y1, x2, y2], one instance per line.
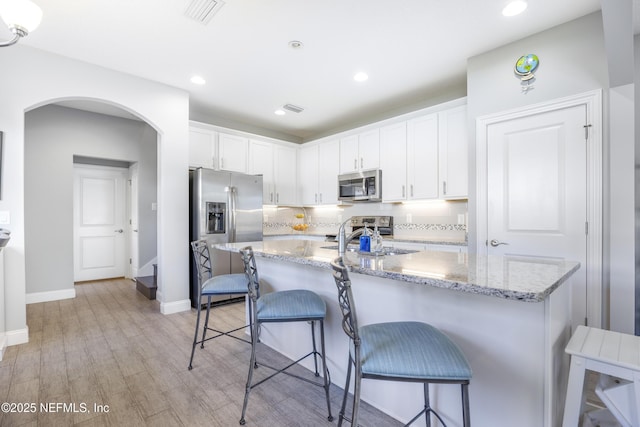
[330, 257, 360, 346]
[191, 240, 213, 293]
[239, 246, 260, 303]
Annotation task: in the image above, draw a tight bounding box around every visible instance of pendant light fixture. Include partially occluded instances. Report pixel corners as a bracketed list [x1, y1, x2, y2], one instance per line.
[0, 0, 43, 47]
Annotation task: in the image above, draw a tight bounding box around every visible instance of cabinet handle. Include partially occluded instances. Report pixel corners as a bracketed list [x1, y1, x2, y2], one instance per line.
[410, 184, 414, 197]
[270, 192, 273, 203]
[354, 159, 357, 170]
[221, 158, 224, 169]
[360, 158, 363, 169]
[443, 181, 447, 195]
[402, 185, 405, 198]
[319, 193, 323, 203]
[315, 193, 318, 203]
[276, 193, 279, 204]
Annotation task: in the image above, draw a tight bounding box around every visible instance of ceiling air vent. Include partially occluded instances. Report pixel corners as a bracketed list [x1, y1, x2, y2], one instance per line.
[282, 104, 304, 114]
[184, 0, 225, 24]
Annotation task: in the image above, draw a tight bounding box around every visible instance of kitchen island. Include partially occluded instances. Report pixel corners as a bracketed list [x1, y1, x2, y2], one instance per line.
[216, 239, 580, 427]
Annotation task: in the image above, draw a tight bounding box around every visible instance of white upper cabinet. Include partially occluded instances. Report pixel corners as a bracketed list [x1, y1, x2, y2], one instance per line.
[407, 113, 439, 200]
[438, 105, 468, 199]
[317, 140, 340, 204]
[218, 132, 249, 173]
[249, 140, 274, 203]
[189, 127, 216, 169]
[299, 144, 319, 205]
[379, 122, 408, 202]
[299, 139, 340, 205]
[273, 145, 297, 205]
[249, 140, 297, 205]
[339, 129, 380, 173]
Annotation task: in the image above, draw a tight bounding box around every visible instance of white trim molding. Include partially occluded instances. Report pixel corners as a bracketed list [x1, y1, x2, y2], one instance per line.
[6, 326, 29, 346]
[475, 89, 603, 328]
[26, 288, 76, 304]
[160, 298, 191, 315]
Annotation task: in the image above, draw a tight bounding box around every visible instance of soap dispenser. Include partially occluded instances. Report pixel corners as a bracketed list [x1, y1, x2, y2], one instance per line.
[372, 224, 383, 254]
[359, 224, 371, 252]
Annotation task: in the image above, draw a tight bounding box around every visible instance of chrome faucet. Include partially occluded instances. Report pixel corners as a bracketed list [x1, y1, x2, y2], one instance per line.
[337, 217, 365, 255]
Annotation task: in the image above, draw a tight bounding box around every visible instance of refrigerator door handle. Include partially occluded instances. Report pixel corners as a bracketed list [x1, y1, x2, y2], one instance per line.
[227, 186, 237, 243]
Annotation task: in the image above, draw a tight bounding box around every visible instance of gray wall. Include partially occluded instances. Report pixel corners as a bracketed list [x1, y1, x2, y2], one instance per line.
[466, 11, 608, 252]
[24, 105, 157, 295]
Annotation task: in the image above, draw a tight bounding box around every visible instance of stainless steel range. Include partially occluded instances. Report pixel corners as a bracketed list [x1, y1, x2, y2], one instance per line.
[349, 216, 393, 236]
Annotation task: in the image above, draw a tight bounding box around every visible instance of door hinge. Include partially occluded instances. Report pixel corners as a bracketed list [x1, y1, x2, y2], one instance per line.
[583, 124, 592, 140]
[585, 221, 589, 235]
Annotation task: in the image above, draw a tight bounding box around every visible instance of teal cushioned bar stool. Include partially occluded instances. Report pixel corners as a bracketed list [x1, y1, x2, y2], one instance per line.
[238, 246, 333, 425]
[330, 257, 472, 427]
[188, 239, 251, 370]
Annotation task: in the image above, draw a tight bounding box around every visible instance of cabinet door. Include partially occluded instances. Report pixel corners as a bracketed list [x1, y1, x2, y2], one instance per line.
[189, 128, 216, 169]
[317, 139, 340, 204]
[274, 145, 297, 205]
[359, 129, 380, 170]
[438, 106, 468, 199]
[249, 140, 274, 204]
[408, 114, 439, 199]
[339, 135, 359, 173]
[299, 144, 319, 205]
[218, 133, 249, 173]
[379, 123, 407, 201]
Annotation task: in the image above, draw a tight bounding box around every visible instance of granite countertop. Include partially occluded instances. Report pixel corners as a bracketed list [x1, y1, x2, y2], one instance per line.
[264, 233, 467, 247]
[215, 239, 580, 303]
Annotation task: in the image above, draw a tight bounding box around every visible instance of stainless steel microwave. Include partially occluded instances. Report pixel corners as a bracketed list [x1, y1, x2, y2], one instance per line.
[338, 169, 382, 202]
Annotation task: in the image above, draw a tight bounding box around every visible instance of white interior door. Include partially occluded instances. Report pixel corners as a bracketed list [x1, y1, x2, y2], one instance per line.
[73, 164, 128, 282]
[486, 104, 587, 328]
[129, 163, 139, 279]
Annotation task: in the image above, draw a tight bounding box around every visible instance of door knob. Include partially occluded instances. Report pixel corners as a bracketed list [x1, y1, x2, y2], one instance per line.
[489, 239, 508, 247]
[114, 229, 124, 233]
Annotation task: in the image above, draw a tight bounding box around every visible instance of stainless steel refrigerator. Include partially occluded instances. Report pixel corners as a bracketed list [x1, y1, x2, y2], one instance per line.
[189, 168, 263, 308]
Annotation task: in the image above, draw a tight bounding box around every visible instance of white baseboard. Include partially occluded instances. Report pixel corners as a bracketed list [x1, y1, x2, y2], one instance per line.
[160, 298, 191, 315]
[0, 333, 6, 361]
[26, 288, 76, 304]
[6, 326, 29, 346]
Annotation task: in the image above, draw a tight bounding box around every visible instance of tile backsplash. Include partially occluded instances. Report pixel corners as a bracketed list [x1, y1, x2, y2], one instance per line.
[263, 200, 467, 242]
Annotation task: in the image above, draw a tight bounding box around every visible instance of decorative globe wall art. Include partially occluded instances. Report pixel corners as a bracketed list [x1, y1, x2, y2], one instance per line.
[514, 54, 539, 94]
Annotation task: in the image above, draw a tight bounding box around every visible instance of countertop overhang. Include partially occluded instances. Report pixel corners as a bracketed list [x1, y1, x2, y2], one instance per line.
[215, 239, 580, 303]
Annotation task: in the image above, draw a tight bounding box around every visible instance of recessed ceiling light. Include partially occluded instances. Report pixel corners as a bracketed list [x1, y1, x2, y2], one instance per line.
[289, 40, 303, 49]
[190, 75, 206, 85]
[502, 0, 527, 16]
[274, 109, 286, 116]
[353, 72, 369, 82]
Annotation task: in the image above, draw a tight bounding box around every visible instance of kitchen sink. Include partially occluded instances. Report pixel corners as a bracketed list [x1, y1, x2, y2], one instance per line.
[320, 245, 418, 255]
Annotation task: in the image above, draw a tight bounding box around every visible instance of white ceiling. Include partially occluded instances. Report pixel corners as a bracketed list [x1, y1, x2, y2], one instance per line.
[3, 0, 601, 142]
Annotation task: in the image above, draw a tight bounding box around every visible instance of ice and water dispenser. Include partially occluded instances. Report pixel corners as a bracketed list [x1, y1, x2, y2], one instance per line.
[206, 202, 226, 234]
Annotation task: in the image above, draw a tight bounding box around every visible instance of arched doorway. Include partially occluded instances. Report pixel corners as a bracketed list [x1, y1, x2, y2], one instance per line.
[23, 99, 158, 303]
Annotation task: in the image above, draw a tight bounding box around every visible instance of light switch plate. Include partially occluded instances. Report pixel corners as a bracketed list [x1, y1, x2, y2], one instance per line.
[0, 211, 10, 225]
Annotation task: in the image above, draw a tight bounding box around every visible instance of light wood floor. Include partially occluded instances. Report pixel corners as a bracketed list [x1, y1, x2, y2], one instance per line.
[0, 278, 402, 426]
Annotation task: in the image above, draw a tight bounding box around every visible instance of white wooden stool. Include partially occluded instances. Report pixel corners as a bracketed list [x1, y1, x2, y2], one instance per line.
[563, 325, 640, 426]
